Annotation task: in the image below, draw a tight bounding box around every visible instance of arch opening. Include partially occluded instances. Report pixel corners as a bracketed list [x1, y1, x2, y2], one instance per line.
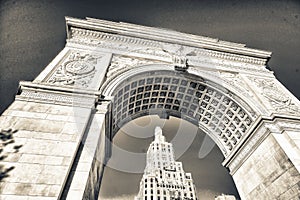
[99, 115, 241, 199]
[102, 67, 258, 157]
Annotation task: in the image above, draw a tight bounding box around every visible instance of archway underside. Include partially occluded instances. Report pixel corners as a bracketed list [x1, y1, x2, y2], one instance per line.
[108, 70, 257, 156]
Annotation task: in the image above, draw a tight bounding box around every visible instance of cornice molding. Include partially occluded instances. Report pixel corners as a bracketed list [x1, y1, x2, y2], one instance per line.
[67, 27, 268, 67]
[16, 81, 99, 108]
[65, 17, 272, 69]
[65, 17, 272, 59]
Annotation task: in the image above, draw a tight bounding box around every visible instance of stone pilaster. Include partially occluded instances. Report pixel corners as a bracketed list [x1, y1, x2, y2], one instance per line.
[63, 101, 111, 200]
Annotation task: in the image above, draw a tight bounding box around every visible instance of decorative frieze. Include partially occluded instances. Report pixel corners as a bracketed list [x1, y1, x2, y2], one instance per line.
[131, 47, 172, 58]
[193, 48, 266, 66]
[68, 27, 268, 70]
[69, 27, 161, 48]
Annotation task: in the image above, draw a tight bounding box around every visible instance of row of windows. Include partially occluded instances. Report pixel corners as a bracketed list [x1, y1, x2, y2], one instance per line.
[144, 196, 166, 200]
[143, 192, 195, 199]
[151, 145, 172, 152]
[144, 181, 192, 190]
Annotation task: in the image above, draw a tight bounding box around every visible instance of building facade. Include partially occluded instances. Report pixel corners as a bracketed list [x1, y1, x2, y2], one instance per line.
[135, 127, 197, 200]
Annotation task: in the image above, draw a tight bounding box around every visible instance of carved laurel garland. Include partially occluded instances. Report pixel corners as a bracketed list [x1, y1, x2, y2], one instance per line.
[249, 77, 299, 114]
[47, 52, 102, 88]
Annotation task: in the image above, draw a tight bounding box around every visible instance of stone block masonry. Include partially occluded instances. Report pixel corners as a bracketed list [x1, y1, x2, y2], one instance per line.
[233, 132, 300, 199]
[0, 100, 92, 199]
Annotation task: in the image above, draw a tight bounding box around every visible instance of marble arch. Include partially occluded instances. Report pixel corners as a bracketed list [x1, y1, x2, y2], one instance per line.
[0, 17, 300, 200]
[101, 65, 257, 157]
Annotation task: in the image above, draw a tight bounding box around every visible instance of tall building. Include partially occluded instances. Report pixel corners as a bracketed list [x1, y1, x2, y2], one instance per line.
[135, 127, 198, 200]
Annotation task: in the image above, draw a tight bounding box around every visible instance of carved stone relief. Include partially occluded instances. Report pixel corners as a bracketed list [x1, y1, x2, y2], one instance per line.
[220, 72, 254, 98]
[46, 52, 103, 88]
[131, 47, 171, 58]
[249, 77, 299, 114]
[106, 55, 165, 79]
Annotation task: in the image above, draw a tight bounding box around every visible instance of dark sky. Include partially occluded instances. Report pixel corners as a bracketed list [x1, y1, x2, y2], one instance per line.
[0, 0, 299, 199]
[0, 0, 299, 114]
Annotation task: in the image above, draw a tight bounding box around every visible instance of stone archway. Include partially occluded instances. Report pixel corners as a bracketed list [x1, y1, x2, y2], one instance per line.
[98, 61, 300, 200]
[0, 17, 300, 200]
[101, 66, 257, 158]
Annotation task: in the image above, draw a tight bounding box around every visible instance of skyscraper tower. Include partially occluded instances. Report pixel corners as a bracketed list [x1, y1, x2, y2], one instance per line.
[135, 127, 198, 200]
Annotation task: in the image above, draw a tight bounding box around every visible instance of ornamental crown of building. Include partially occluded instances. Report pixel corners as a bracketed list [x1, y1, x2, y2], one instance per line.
[135, 127, 198, 200]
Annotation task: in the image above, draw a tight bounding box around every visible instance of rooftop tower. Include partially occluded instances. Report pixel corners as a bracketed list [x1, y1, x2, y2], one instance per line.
[135, 127, 198, 200]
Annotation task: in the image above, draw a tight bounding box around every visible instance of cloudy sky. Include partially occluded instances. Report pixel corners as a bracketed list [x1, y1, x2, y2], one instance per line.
[0, 0, 299, 199]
